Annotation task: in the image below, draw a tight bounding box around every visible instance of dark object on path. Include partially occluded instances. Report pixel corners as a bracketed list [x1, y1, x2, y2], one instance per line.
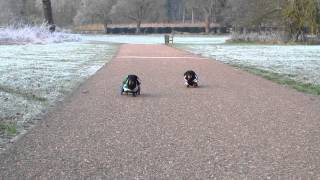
[121, 75, 141, 96]
[184, 70, 198, 88]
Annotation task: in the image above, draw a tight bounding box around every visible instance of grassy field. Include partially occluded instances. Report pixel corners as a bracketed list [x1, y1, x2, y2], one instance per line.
[231, 64, 320, 96]
[0, 42, 118, 146]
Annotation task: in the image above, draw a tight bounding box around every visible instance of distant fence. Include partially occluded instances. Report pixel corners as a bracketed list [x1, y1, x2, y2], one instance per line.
[105, 26, 230, 34]
[74, 23, 230, 34]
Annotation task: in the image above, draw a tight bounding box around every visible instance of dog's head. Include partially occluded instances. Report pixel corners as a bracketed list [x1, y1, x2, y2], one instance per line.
[127, 79, 137, 90]
[186, 74, 191, 80]
[127, 75, 139, 90]
[185, 71, 195, 80]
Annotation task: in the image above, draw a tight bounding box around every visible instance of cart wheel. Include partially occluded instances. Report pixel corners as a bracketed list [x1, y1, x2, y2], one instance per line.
[137, 88, 141, 95]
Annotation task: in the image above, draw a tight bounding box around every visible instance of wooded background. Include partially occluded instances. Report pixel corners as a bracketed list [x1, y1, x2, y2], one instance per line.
[0, 0, 320, 39]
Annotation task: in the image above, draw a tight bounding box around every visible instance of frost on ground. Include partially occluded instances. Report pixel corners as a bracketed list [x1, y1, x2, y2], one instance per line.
[0, 42, 118, 150]
[178, 44, 320, 85]
[83, 34, 229, 45]
[231, 32, 289, 43]
[0, 24, 80, 45]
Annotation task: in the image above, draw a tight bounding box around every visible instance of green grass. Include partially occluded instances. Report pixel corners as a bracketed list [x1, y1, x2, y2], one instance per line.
[232, 64, 320, 96]
[0, 122, 17, 136]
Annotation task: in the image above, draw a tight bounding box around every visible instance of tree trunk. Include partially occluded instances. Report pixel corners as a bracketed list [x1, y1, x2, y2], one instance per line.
[136, 21, 141, 34]
[295, 30, 302, 42]
[20, 0, 27, 24]
[300, 30, 306, 42]
[295, 32, 300, 42]
[204, 14, 210, 34]
[182, 8, 186, 23]
[178, 6, 181, 22]
[42, 0, 54, 25]
[191, 8, 195, 24]
[212, 0, 217, 23]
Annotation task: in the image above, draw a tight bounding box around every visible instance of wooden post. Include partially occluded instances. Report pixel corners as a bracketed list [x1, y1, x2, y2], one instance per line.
[170, 36, 174, 44]
[164, 35, 174, 45]
[165, 35, 169, 44]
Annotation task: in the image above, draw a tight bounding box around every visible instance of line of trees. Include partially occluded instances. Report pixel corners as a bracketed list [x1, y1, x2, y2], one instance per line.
[0, 0, 320, 41]
[0, 0, 229, 28]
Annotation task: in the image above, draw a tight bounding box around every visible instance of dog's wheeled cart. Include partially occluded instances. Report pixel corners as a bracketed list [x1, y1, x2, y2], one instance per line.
[185, 79, 199, 88]
[121, 86, 141, 97]
[121, 74, 141, 97]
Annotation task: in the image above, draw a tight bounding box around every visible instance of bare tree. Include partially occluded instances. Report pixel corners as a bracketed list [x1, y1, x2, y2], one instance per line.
[0, 0, 38, 24]
[166, 0, 184, 22]
[227, 0, 285, 28]
[111, 0, 166, 33]
[0, 0, 15, 24]
[53, 0, 81, 26]
[42, 0, 54, 25]
[4, 0, 316, 38]
[73, 0, 115, 25]
[185, 0, 227, 33]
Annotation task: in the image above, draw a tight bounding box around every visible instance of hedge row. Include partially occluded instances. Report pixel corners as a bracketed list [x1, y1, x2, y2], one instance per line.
[105, 26, 228, 34]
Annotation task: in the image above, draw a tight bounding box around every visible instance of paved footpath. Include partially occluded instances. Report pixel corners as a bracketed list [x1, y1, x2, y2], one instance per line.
[1, 44, 320, 179]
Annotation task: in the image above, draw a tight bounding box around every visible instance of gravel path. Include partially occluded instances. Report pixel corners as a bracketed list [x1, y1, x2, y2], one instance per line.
[1, 44, 320, 179]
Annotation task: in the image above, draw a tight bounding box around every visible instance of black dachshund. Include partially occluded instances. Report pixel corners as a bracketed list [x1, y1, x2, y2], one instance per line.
[121, 75, 141, 96]
[184, 70, 198, 87]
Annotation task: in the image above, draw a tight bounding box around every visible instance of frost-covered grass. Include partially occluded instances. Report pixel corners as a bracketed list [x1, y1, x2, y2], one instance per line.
[83, 34, 229, 45]
[232, 64, 320, 95]
[0, 42, 118, 147]
[177, 43, 320, 87]
[0, 24, 80, 45]
[231, 32, 288, 44]
[0, 122, 17, 136]
[231, 32, 320, 44]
